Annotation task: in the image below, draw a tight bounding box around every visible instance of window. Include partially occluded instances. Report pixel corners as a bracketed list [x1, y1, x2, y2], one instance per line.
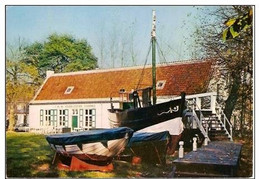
[45, 110, 51, 126]
[42, 109, 57, 126]
[156, 80, 166, 90]
[59, 109, 68, 127]
[72, 109, 78, 115]
[64, 86, 74, 94]
[52, 110, 57, 126]
[84, 109, 96, 130]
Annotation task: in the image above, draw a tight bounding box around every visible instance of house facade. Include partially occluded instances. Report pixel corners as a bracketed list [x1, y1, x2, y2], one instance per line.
[28, 59, 215, 132]
[6, 102, 29, 128]
[15, 102, 29, 125]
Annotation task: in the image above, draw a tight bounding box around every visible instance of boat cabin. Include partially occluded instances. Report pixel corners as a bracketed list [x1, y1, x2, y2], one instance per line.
[116, 87, 152, 110]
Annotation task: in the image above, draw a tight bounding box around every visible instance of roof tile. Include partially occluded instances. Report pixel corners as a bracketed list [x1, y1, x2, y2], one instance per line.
[34, 60, 214, 100]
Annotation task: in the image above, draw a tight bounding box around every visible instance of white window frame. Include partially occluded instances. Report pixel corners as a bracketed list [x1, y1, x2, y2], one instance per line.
[84, 109, 96, 130]
[59, 109, 68, 127]
[42, 109, 57, 126]
[45, 110, 51, 126]
[79, 109, 83, 128]
[40, 109, 44, 126]
[64, 86, 74, 94]
[156, 80, 166, 90]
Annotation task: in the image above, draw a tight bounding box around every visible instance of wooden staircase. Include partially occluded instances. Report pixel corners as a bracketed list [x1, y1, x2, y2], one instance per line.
[199, 112, 232, 141]
[174, 92, 236, 177]
[185, 92, 233, 142]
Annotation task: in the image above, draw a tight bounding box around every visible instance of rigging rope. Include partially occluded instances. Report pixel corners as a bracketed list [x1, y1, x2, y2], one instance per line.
[136, 41, 152, 90]
[135, 38, 172, 90]
[156, 34, 183, 60]
[156, 41, 169, 65]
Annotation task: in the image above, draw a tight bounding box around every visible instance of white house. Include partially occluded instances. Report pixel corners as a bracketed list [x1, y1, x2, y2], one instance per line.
[28, 59, 215, 132]
[15, 102, 29, 125]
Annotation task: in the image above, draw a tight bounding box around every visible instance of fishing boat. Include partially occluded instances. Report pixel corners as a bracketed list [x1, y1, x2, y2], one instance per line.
[108, 92, 186, 131]
[107, 10, 186, 132]
[46, 127, 134, 165]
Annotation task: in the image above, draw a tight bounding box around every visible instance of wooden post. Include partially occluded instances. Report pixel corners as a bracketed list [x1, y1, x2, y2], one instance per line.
[210, 93, 216, 114]
[52, 152, 57, 165]
[196, 97, 201, 110]
[179, 141, 184, 158]
[152, 143, 162, 165]
[230, 127, 233, 141]
[224, 113, 226, 127]
[193, 137, 197, 152]
[203, 137, 208, 146]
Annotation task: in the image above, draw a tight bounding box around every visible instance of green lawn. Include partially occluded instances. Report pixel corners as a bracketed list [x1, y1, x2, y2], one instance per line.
[6, 132, 253, 177]
[6, 132, 172, 178]
[6, 132, 59, 177]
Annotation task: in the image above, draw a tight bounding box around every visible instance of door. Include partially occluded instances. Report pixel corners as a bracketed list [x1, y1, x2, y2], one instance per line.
[72, 116, 78, 130]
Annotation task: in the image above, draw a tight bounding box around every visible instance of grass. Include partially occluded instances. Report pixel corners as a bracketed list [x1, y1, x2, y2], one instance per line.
[6, 132, 172, 178]
[6, 132, 58, 177]
[6, 131, 253, 177]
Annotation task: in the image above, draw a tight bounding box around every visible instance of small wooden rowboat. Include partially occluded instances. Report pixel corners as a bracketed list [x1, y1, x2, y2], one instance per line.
[46, 127, 134, 163]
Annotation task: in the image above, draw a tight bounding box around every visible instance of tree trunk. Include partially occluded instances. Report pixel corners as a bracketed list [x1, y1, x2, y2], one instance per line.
[224, 77, 240, 121]
[240, 70, 246, 136]
[249, 98, 253, 130]
[8, 104, 15, 131]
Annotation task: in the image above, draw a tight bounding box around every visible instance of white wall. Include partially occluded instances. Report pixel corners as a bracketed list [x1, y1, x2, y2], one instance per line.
[28, 105, 42, 128]
[28, 102, 120, 129]
[16, 114, 25, 125]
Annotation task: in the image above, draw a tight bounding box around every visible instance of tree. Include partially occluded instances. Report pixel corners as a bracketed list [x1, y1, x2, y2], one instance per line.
[223, 7, 253, 41]
[6, 34, 98, 130]
[191, 6, 253, 134]
[6, 41, 39, 130]
[96, 27, 106, 69]
[23, 33, 98, 78]
[130, 19, 138, 66]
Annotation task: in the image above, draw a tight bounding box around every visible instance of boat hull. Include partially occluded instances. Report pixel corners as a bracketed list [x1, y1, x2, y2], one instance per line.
[50, 137, 129, 162]
[121, 131, 170, 164]
[108, 97, 185, 131]
[46, 127, 134, 163]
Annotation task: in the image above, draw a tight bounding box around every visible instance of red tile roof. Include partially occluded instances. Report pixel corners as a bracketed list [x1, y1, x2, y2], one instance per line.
[34, 60, 214, 100]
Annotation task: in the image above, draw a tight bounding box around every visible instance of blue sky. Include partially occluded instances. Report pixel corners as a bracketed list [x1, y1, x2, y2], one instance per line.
[6, 6, 209, 68]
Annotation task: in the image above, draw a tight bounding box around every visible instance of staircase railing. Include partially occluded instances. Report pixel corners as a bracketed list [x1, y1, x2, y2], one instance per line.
[185, 92, 233, 141]
[185, 92, 217, 114]
[215, 102, 233, 141]
[187, 99, 210, 141]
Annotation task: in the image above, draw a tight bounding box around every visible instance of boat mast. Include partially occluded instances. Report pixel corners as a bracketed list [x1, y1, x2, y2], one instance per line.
[151, 10, 157, 105]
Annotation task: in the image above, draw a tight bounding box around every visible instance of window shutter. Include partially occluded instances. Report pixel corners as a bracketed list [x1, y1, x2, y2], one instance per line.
[40, 109, 43, 126]
[79, 109, 83, 127]
[65, 109, 69, 127]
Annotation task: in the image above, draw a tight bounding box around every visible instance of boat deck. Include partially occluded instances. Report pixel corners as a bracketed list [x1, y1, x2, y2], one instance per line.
[173, 141, 242, 177]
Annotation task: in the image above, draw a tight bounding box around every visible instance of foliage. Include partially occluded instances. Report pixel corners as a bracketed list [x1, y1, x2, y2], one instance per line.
[234, 132, 253, 177]
[190, 6, 253, 133]
[23, 33, 98, 78]
[223, 8, 253, 41]
[6, 42, 41, 130]
[6, 34, 98, 129]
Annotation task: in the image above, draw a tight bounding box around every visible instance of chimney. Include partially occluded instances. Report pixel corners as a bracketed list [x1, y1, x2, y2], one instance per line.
[46, 70, 54, 78]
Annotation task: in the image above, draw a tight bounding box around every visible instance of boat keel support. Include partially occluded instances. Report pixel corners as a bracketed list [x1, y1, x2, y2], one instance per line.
[57, 156, 114, 172]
